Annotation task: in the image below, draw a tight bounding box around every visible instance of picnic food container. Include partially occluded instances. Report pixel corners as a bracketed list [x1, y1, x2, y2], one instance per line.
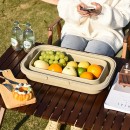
[29, 50, 108, 85]
[20, 45, 116, 94]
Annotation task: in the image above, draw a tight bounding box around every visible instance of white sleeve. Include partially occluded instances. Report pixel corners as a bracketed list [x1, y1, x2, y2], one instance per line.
[94, 0, 130, 29]
[57, 0, 82, 24]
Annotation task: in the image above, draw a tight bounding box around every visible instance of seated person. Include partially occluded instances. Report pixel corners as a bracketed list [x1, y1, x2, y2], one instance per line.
[42, 0, 130, 57]
[42, 0, 130, 129]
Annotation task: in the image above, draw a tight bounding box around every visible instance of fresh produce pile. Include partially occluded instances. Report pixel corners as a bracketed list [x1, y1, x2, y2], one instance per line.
[33, 50, 103, 80]
[38, 50, 69, 67]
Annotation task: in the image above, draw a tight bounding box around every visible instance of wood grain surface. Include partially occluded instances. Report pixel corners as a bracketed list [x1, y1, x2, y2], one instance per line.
[0, 69, 36, 109]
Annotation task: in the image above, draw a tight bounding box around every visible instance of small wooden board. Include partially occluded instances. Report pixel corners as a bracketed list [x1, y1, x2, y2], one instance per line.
[119, 65, 130, 87]
[0, 69, 36, 109]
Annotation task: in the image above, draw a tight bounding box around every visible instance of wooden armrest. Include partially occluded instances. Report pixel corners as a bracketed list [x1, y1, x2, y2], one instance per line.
[123, 29, 130, 43]
[48, 17, 62, 45]
[122, 28, 130, 58]
[127, 30, 130, 51]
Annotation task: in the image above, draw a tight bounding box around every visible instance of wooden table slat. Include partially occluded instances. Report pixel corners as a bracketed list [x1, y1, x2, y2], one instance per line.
[0, 97, 5, 109]
[92, 104, 108, 130]
[102, 110, 117, 130]
[0, 51, 21, 70]
[84, 89, 108, 129]
[59, 92, 80, 123]
[50, 90, 72, 121]
[34, 86, 58, 117]
[42, 87, 65, 119]
[7, 51, 27, 74]
[75, 94, 97, 128]
[121, 114, 130, 130]
[66, 93, 88, 125]
[25, 84, 50, 115]
[0, 47, 14, 65]
[111, 112, 125, 130]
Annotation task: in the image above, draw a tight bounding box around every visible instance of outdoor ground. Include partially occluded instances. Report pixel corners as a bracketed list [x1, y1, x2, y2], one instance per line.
[0, 0, 70, 130]
[0, 0, 58, 56]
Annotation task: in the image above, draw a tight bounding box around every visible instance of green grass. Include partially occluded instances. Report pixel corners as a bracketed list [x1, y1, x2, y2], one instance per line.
[2, 109, 71, 130]
[0, 0, 71, 130]
[0, 0, 58, 56]
[2, 110, 48, 130]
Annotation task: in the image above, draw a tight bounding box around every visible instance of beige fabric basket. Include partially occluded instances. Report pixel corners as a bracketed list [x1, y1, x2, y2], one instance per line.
[20, 45, 116, 94]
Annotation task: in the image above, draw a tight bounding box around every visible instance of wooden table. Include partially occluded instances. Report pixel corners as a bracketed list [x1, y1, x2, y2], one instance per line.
[0, 45, 130, 130]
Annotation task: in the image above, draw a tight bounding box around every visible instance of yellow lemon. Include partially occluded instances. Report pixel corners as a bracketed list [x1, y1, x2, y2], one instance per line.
[67, 61, 78, 68]
[78, 61, 90, 69]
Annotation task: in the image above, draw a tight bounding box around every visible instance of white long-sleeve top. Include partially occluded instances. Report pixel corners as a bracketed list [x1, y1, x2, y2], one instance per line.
[57, 0, 130, 53]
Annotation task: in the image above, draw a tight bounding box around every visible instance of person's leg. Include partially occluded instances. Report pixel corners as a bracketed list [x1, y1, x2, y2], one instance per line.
[85, 40, 115, 57]
[61, 35, 88, 51]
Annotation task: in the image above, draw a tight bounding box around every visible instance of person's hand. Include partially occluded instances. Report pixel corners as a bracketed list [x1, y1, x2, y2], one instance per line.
[77, 3, 90, 17]
[89, 2, 102, 16]
[77, 2, 102, 17]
